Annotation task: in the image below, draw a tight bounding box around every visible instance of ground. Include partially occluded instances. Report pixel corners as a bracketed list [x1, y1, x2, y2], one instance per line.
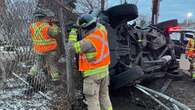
[1, 70, 195, 110]
[166, 75, 195, 110]
[111, 71, 195, 110]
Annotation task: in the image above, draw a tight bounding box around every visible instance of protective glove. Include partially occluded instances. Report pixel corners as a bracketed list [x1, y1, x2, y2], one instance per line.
[48, 24, 61, 37]
[68, 28, 78, 42]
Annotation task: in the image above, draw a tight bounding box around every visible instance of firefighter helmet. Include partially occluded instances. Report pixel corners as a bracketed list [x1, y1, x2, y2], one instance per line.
[77, 14, 97, 30]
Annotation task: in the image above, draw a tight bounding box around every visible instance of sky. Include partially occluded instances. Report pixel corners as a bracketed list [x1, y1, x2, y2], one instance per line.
[108, 0, 195, 23]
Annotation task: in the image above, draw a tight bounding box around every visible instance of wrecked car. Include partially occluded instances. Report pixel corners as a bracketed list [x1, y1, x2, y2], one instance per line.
[95, 3, 190, 110]
[97, 4, 181, 90]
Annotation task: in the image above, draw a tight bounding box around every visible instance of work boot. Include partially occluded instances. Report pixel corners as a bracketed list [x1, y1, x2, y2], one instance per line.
[26, 74, 37, 88]
[51, 72, 60, 81]
[51, 73, 61, 85]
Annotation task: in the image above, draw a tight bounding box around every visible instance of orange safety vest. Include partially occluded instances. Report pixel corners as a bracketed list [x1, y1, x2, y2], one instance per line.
[29, 22, 57, 54]
[186, 38, 195, 57]
[79, 27, 110, 71]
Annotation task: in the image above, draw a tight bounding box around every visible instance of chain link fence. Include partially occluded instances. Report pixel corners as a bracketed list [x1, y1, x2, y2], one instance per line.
[0, 0, 36, 87]
[0, 0, 83, 109]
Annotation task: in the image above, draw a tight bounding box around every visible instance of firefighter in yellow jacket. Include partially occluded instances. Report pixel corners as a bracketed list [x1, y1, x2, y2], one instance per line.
[27, 9, 61, 92]
[68, 14, 113, 110]
[186, 36, 195, 81]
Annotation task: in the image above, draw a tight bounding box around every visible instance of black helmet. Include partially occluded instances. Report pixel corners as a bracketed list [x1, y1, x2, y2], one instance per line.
[77, 14, 97, 30]
[33, 8, 55, 19]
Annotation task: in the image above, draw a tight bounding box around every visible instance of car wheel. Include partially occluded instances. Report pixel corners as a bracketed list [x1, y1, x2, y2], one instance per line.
[167, 63, 179, 71]
[166, 69, 184, 80]
[105, 4, 138, 27]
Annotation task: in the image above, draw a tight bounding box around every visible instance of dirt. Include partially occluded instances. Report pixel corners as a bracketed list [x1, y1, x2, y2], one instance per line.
[141, 71, 195, 110]
[1, 70, 195, 110]
[0, 76, 71, 110]
[0, 78, 50, 109]
[166, 76, 195, 110]
[110, 71, 195, 110]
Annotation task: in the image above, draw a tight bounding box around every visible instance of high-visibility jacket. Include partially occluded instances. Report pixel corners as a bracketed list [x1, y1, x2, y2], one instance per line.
[186, 38, 195, 57]
[78, 25, 110, 75]
[29, 22, 57, 54]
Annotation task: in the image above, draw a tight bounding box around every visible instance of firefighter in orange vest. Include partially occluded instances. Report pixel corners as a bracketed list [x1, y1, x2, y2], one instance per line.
[27, 9, 61, 92]
[68, 14, 113, 110]
[186, 36, 195, 81]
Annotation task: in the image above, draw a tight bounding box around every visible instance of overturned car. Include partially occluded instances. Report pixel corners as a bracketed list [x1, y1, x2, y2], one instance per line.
[96, 4, 180, 90]
[95, 3, 190, 110]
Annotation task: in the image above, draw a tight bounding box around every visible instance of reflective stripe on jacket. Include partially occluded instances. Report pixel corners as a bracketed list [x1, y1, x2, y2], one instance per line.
[29, 22, 57, 54]
[82, 65, 109, 78]
[79, 24, 110, 77]
[186, 38, 195, 57]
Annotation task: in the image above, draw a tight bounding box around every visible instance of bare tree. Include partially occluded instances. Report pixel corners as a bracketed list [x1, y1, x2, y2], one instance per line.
[0, 0, 38, 79]
[76, 0, 141, 13]
[76, 0, 107, 13]
[101, 0, 106, 10]
[0, 0, 38, 45]
[37, 0, 76, 21]
[0, 0, 38, 89]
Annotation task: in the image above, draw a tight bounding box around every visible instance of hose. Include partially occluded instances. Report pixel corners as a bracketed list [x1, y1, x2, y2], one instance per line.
[136, 85, 171, 110]
[135, 84, 191, 110]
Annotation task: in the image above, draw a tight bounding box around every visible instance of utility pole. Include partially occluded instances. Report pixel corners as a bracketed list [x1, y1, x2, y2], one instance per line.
[152, 0, 160, 24]
[101, 0, 105, 11]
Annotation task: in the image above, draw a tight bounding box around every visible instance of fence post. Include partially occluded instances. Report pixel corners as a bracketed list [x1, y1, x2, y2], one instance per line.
[58, 0, 73, 97]
[0, 61, 6, 88]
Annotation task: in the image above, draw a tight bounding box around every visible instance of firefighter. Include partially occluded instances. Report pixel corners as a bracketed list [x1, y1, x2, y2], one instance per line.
[186, 36, 195, 81]
[27, 8, 61, 91]
[68, 14, 113, 110]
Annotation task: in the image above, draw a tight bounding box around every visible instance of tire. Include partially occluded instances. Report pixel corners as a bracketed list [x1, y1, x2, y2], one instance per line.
[104, 4, 138, 28]
[167, 63, 179, 71]
[166, 69, 184, 80]
[110, 66, 144, 90]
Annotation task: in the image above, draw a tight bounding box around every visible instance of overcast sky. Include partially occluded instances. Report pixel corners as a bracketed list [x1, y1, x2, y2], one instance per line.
[108, 0, 195, 23]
